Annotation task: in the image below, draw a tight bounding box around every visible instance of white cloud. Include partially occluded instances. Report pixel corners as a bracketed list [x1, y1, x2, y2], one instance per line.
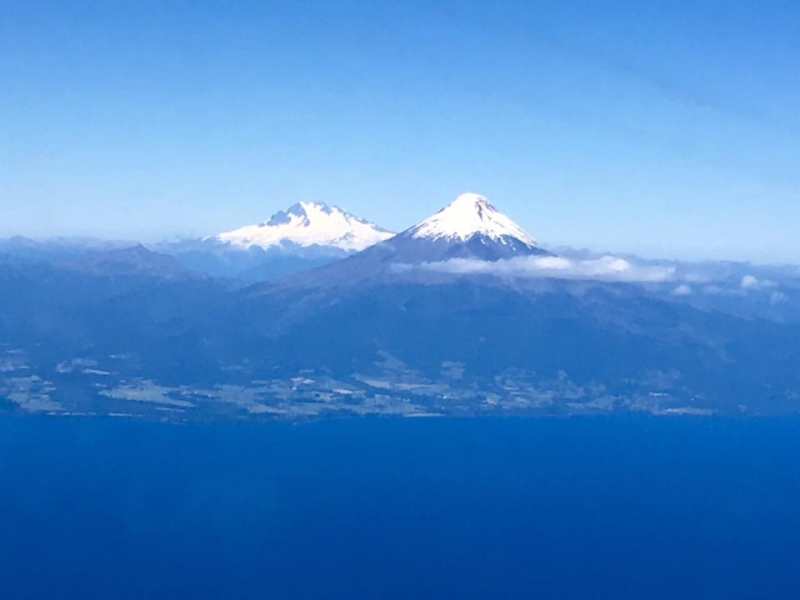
[770, 291, 788, 305]
[672, 284, 693, 296]
[741, 275, 759, 289]
[740, 274, 777, 290]
[393, 254, 796, 307]
[411, 255, 676, 283]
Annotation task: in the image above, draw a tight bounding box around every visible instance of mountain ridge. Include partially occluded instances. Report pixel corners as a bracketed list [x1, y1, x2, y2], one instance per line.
[261, 192, 552, 289]
[215, 201, 394, 252]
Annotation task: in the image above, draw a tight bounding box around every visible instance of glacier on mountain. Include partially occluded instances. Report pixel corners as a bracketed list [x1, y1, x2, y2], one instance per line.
[408, 192, 538, 247]
[215, 201, 393, 252]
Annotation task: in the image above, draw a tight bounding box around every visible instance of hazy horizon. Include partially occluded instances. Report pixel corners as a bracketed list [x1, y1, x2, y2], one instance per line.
[2, 191, 798, 265]
[2, 2, 799, 261]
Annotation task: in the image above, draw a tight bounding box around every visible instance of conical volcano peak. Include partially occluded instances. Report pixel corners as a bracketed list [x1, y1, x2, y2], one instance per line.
[408, 192, 538, 247]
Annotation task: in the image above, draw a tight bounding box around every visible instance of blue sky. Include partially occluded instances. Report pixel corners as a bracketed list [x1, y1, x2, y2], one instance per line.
[1, 1, 799, 261]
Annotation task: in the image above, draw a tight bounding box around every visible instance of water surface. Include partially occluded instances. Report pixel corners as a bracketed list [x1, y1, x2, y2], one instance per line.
[1, 416, 798, 599]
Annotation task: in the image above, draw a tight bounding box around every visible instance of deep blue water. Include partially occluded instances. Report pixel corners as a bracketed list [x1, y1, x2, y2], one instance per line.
[1, 416, 799, 599]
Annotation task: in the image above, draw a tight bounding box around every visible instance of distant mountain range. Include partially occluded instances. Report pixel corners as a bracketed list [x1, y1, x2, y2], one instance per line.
[3, 192, 800, 419]
[0, 200, 397, 282]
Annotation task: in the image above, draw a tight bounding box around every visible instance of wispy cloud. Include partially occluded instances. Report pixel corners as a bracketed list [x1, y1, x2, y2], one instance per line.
[407, 255, 676, 283]
[740, 274, 777, 290]
[671, 284, 693, 296]
[396, 255, 800, 299]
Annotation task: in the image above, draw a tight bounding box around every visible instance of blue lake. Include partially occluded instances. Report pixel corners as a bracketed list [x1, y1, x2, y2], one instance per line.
[1, 416, 798, 599]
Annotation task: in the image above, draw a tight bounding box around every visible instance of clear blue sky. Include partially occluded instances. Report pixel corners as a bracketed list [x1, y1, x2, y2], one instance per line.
[1, 1, 799, 261]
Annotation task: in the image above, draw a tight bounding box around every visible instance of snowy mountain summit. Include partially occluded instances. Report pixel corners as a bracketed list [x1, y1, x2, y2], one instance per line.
[409, 192, 538, 247]
[384, 192, 549, 262]
[285, 193, 552, 286]
[216, 202, 393, 252]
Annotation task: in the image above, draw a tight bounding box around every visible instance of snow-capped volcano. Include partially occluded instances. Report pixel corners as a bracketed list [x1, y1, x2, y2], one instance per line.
[215, 202, 393, 252]
[408, 192, 538, 247]
[356, 191, 548, 265]
[276, 192, 551, 287]
[384, 192, 549, 262]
